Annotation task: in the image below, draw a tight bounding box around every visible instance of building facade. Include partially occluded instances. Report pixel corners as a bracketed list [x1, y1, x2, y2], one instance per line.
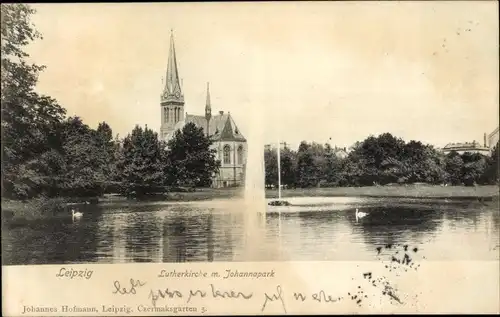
[264, 143, 348, 159]
[441, 141, 491, 156]
[332, 146, 349, 159]
[488, 127, 499, 149]
[264, 142, 290, 151]
[160, 32, 247, 188]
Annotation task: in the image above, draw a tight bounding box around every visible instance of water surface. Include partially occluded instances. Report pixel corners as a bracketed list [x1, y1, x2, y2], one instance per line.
[2, 197, 499, 265]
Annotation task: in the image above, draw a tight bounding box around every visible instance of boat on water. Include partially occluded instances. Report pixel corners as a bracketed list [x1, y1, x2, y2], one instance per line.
[268, 200, 292, 206]
[267, 199, 293, 213]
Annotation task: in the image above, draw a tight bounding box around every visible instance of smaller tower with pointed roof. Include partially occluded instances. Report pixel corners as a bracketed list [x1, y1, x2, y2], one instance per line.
[205, 82, 212, 136]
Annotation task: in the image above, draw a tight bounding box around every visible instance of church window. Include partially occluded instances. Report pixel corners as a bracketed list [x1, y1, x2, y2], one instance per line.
[235, 128, 239, 134]
[165, 108, 169, 122]
[223, 145, 231, 164]
[237, 145, 244, 165]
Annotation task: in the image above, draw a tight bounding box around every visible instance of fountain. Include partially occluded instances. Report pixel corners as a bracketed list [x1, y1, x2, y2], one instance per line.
[243, 135, 266, 212]
[241, 106, 267, 260]
[243, 99, 266, 212]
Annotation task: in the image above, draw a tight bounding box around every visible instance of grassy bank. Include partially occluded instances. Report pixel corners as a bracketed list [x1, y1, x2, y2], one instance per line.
[2, 189, 245, 223]
[2, 196, 101, 225]
[2, 197, 71, 224]
[265, 185, 500, 199]
[98, 187, 243, 203]
[99, 184, 499, 203]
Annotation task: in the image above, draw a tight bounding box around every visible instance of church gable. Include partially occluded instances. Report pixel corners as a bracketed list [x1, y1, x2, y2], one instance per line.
[184, 113, 246, 142]
[217, 115, 246, 142]
[220, 117, 234, 139]
[227, 115, 246, 141]
[185, 115, 207, 130]
[185, 114, 226, 136]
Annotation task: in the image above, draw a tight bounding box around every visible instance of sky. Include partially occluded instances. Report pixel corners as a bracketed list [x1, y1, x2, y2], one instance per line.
[26, 2, 499, 150]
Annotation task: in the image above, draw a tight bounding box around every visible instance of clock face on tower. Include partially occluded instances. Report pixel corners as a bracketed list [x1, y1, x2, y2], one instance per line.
[175, 91, 180, 98]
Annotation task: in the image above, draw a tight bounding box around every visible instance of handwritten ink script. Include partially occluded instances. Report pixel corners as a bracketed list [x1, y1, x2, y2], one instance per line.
[148, 284, 253, 307]
[18, 282, 362, 315]
[261, 285, 286, 313]
[109, 278, 383, 314]
[112, 278, 146, 295]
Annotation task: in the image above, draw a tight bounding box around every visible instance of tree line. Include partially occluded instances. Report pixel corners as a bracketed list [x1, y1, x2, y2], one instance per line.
[2, 5, 498, 202]
[265, 134, 499, 188]
[1, 4, 219, 200]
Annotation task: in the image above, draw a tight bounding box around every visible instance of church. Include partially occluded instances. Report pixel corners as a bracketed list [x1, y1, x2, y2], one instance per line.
[159, 31, 247, 188]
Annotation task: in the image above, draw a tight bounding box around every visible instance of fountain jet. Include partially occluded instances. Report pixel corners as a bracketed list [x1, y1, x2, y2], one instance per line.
[243, 108, 266, 214]
[241, 105, 267, 260]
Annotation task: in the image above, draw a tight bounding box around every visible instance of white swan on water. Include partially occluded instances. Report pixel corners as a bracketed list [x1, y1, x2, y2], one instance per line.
[71, 209, 83, 219]
[355, 208, 367, 221]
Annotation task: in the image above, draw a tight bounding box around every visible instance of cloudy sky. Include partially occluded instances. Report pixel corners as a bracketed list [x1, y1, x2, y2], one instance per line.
[27, 2, 498, 149]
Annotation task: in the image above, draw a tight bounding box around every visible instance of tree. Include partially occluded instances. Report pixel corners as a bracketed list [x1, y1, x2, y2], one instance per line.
[401, 141, 446, 184]
[358, 133, 406, 184]
[165, 122, 219, 187]
[482, 141, 499, 184]
[322, 144, 342, 186]
[94, 122, 115, 187]
[419, 146, 447, 184]
[461, 152, 487, 186]
[1, 4, 66, 199]
[280, 148, 297, 188]
[264, 146, 297, 188]
[117, 125, 164, 196]
[57, 117, 105, 197]
[310, 142, 327, 185]
[109, 134, 123, 182]
[264, 148, 278, 187]
[444, 151, 464, 185]
[296, 142, 319, 187]
[380, 157, 407, 184]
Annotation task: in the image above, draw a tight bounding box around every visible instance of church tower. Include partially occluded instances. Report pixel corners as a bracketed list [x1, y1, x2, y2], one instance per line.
[160, 30, 184, 140]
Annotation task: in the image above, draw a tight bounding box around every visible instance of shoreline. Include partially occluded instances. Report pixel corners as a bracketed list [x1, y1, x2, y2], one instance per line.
[2, 185, 498, 224]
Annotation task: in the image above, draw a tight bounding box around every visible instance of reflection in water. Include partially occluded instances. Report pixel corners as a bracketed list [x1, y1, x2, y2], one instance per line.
[207, 213, 214, 262]
[163, 215, 188, 262]
[160, 211, 237, 262]
[353, 206, 444, 249]
[2, 198, 499, 265]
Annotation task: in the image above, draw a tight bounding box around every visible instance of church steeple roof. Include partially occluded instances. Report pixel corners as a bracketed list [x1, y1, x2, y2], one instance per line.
[206, 82, 211, 111]
[162, 30, 183, 103]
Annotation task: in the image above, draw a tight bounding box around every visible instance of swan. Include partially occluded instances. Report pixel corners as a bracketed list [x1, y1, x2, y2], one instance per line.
[355, 208, 368, 221]
[71, 209, 83, 219]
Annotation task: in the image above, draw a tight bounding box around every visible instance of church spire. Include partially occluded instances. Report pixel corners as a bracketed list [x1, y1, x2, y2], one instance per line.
[162, 30, 183, 103]
[205, 82, 212, 136]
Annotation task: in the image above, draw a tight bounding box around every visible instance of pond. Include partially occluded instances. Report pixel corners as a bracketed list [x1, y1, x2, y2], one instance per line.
[2, 197, 499, 265]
